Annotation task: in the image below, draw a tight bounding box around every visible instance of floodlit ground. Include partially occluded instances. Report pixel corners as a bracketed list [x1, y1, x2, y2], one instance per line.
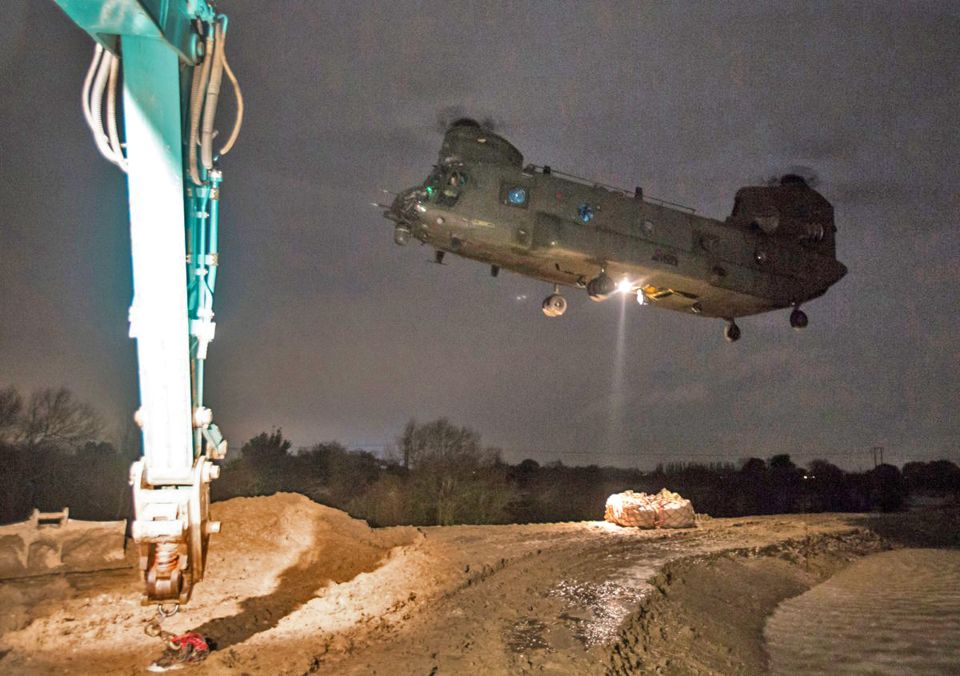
[0, 493, 957, 674]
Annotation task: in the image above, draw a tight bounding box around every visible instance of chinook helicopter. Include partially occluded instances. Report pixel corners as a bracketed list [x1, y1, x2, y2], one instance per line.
[384, 119, 846, 341]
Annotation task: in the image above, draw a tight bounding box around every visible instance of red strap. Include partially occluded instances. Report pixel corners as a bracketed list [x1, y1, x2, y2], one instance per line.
[169, 632, 209, 653]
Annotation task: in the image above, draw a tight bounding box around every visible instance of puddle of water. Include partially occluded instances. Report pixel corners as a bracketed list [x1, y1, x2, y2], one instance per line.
[547, 578, 646, 647]
[506, 617, 549, 653]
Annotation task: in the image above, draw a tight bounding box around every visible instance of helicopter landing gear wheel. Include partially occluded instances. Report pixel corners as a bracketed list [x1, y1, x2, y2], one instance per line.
[724, 320, 741, 343]
[542, 293, 567, 317]
[790, 307, 808, 330]
[393, 225, 411, 246]
[586, 273, 615, 301]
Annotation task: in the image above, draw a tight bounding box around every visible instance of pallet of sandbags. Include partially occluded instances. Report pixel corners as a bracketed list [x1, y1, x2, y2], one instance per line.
[604, 488, 696, 528]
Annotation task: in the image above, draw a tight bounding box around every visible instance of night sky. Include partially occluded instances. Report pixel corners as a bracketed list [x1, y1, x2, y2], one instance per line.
[1, 1, 957, 469]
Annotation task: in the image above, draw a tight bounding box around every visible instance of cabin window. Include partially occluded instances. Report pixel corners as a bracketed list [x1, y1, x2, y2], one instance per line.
[501, 182, 530, 208]
[577, 202, 594, 224]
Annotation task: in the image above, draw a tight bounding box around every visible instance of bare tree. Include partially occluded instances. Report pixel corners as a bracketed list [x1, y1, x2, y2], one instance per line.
[399, 418, 512, 525]
[0, 386, 22, 443]
[16, 387, 103, 448]
[398, 418, 489, 470]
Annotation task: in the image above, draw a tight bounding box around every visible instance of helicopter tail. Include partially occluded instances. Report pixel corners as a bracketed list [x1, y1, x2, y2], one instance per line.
[729, 175, 837, 257]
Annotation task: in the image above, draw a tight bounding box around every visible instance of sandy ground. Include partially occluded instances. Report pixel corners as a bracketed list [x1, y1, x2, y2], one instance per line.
[0, 493, 956, 674]
[765, 548, 960, 675]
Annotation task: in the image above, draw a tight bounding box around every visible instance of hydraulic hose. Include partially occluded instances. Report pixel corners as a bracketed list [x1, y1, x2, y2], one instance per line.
[218, 42, 243, 156]
[88, 50, 123, 169]
[81, 45, 104, 133]
[106, 52, 127, 170]
[187, 54, 204, 144]
[81, 44, 128, 171]
[189, 32, 215, 185]
[200, 22, 226, 171]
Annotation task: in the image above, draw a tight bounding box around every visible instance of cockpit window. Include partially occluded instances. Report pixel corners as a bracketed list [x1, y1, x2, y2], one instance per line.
[424, 168, 443, 202]
[424, 167, 467, 206]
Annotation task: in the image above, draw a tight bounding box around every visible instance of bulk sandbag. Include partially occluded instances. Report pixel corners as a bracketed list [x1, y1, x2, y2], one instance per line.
[604, 488, 696, 529]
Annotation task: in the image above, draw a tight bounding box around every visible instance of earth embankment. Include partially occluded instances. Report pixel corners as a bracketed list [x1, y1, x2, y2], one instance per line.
[1, 493, 953, 674]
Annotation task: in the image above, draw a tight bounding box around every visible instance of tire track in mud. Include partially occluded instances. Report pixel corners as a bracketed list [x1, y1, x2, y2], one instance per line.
[311, 525, 709, 675]
[308, 520, 884, 675]
[764, 548, 960, 675]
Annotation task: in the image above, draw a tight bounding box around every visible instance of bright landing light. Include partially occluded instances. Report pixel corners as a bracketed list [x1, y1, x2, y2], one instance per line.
[616, 278, 633, 294]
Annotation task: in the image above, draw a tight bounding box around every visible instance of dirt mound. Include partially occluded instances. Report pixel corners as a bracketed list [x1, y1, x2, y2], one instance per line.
[191, 493, 421, 648]
[0, 493, 422, 673]
[204, 493, 417, 598]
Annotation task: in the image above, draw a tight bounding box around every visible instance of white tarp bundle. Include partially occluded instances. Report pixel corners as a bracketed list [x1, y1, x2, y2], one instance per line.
[604, 488, 696, 529]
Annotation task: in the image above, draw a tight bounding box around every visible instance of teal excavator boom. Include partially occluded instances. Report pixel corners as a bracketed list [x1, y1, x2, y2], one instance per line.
[51, 0, 243, 605]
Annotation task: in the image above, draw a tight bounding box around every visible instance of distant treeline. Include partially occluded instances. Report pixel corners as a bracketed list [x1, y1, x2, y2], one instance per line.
[2, 386, 959, 526]
[0, 386, 135, 524]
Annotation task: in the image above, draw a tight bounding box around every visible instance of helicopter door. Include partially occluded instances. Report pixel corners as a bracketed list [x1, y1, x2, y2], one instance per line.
[500, 181, 535, 250]
[532, 211, 596, 257]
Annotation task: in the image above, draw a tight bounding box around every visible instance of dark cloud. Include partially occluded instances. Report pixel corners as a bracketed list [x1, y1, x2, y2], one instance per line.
[1, 1, 958, 470]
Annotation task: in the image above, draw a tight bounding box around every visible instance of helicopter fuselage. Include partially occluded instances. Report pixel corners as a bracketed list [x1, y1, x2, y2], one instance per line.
[386, 121, 846, 332]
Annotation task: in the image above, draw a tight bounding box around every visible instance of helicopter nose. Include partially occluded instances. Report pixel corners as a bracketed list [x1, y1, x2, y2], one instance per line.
[389, 187, 420, 224]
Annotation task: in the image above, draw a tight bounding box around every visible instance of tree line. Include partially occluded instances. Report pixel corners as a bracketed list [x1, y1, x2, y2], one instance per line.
[2, 386, 958, 526]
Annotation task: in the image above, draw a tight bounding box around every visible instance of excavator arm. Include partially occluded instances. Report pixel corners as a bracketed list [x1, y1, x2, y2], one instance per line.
[52, 0, 242, 605]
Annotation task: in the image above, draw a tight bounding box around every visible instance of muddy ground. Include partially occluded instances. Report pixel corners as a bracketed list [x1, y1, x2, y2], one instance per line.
[0, 493, 956, 674]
